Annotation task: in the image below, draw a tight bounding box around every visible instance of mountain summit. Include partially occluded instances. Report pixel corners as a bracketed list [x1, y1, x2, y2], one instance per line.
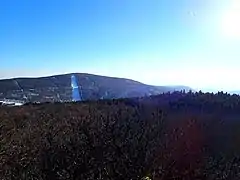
[0, 73, 192, 103]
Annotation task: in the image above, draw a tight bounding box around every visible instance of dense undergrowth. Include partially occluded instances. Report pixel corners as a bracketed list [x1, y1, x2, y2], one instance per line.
[1, 91, 240, 179]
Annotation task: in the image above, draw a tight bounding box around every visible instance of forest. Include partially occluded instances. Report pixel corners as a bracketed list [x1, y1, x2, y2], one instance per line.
[1, 91, 240, 180]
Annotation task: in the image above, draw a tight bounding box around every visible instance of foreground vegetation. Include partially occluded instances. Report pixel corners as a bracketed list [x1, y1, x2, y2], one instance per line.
[1, 91, 240, 179]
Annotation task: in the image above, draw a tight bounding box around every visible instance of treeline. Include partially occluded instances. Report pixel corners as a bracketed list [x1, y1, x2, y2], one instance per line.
[1, 92, 240, 179]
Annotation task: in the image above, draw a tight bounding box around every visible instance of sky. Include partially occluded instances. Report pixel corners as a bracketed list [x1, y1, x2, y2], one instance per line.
[1, 0, 240, 91]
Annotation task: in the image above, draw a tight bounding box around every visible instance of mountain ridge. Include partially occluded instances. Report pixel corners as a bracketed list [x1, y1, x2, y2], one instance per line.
[0, 73, 193, 103]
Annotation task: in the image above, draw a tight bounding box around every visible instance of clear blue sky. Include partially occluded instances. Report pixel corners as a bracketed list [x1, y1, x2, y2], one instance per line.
[1, 0, 240, 91]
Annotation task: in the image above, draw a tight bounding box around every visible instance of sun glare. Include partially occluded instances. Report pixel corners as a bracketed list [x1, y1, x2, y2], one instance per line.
[221, 0, 240, 40]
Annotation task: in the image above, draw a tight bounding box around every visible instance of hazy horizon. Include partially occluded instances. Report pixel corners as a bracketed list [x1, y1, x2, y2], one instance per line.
[1, 0, 240, 91]
[0, 71, 239, 93]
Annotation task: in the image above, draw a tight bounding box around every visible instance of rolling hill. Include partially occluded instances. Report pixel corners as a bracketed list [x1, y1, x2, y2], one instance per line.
[0, 73, 192, 103]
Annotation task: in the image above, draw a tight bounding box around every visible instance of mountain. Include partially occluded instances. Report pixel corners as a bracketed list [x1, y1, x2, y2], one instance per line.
[157, 85, 194, 92]
[0, 73, 193, 103]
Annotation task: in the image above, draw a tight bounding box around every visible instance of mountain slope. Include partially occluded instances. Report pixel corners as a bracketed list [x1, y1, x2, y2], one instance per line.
[0, 73, 192, 103]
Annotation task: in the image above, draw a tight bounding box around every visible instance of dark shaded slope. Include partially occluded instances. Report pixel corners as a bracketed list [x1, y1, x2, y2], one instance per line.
[0, 74, 72, 102]
[74, 73, 167, 100]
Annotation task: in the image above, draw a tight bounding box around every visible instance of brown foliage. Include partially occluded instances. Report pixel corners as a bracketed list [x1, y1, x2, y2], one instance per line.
[2, 93, 240, 179]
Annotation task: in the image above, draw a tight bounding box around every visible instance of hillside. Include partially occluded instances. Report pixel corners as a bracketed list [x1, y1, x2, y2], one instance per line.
[2, 91, 240, 179]
[0, 73, 192, 103]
